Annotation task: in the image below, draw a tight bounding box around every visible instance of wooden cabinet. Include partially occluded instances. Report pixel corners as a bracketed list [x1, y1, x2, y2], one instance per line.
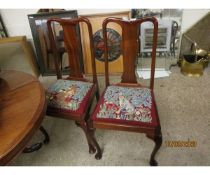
[80, 11, 130, 74]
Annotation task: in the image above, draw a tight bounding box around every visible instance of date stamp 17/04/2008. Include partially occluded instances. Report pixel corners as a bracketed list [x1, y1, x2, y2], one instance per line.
[165, 139, 197, 148]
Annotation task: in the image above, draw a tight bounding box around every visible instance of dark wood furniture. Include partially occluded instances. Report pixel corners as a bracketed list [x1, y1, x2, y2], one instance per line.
[38, 28, 66, 71]
[46, 17, 99, 155]
[89, 17, 162, 165]
[0, 70, 47, 165]
[28, 10, 83, 76]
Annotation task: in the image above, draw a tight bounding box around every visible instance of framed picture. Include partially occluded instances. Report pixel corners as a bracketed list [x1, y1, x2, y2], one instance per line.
[0, 14, 8, 38]
[80, 11, 130, 74]
[28, 10, 83, 76]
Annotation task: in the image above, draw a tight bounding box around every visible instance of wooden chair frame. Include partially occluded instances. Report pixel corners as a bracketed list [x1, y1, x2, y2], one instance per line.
[89, 17, 162, 165]
[47, 17, 99, 154]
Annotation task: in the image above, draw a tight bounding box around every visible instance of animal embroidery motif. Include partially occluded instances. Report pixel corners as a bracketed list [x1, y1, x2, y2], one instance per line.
[46, 80, 92, 111]
[97, 86, 152, 123]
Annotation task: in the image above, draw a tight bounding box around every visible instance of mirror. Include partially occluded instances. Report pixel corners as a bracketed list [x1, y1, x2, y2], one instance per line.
[132, 9, 183, 72]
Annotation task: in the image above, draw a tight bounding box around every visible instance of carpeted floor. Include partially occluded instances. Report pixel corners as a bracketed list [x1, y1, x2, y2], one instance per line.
[9, 66, 210, 166]
[1, 42, 210, 166]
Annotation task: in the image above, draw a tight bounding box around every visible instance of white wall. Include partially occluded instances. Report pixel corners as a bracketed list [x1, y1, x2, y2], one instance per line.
[0, 9, 38, 39]
[0, 9, 128, 39]
[181, 9, 210, 32]
[1, 9, 210, 39]
[77, 9, 128, 15]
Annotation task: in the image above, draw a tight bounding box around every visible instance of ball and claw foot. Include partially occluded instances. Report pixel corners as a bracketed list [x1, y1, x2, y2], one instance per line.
[89, 145, 96, 154]
[95, 152, 102, 160]
[150, 159, 158, 166]
[89, 132, 102, 160]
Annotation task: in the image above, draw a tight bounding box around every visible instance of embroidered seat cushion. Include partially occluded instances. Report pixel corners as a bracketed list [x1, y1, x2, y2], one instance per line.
[46, 79, 94, 115]
[92, 85, 158, 127]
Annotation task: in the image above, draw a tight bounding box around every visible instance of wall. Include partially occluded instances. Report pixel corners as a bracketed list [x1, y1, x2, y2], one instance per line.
[0, 9, 128, 39]
[1, 9, 210, 39]
[0, 9, 37, 39]
[181, 9, 210, 32]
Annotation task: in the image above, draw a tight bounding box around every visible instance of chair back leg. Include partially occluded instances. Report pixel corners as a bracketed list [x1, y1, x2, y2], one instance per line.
[75, 121, 96, 154]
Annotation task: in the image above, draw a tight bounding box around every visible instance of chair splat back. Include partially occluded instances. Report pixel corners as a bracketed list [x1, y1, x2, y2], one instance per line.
[63, 24, 83, 78]
[102, 17, 158, 90]
[47, 17, 97, 84]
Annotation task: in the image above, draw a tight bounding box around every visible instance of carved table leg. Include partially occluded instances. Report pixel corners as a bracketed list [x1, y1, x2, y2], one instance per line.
[23, 126, 50, 153]
[75, 121, 96, 154]
[40, 126, 50, 144]
[146, 129, 162, 166]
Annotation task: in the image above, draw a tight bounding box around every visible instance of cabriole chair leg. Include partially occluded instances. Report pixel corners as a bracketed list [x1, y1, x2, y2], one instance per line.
[146, 130, 162, 166]
[86, 119, 102, 160]
[75, 121, 96, 154]
[89, 128, 102, 160]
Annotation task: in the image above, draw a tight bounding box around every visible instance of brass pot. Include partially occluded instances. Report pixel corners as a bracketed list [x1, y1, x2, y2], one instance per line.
[180, 54, 209, 77]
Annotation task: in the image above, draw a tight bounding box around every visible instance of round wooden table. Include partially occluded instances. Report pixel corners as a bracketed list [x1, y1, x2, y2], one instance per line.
[0, 70, 46, 165]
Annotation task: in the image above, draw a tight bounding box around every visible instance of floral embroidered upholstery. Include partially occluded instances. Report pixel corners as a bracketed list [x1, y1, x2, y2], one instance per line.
[46, 80, 93, 114]
[92, 85, 158, 127]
